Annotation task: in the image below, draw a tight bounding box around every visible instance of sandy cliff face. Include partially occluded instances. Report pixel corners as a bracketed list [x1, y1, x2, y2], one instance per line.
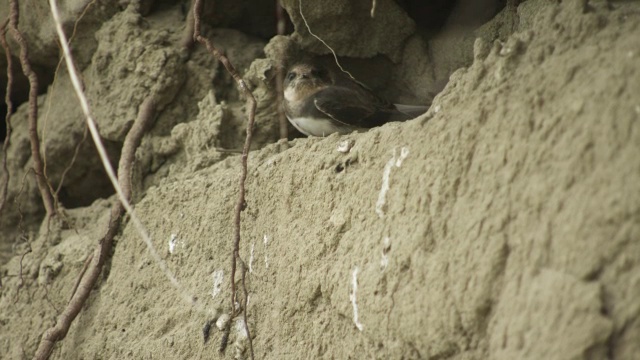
[1, 0, 639, 359]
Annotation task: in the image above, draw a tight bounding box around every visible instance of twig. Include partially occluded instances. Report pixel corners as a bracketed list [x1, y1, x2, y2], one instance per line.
[0, 19, 13, 214]
[7, 0, 56, 216]
[192, 1, 256, 358]
[370, 0, 377, 17]
[298, 0, 357, 82]
[275, 1, 288, 139]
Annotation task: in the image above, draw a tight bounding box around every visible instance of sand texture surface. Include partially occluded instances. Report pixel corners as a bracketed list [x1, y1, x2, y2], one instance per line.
[1, 0, 639, 359]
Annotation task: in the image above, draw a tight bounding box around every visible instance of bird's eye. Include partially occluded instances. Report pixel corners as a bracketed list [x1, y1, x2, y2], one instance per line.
[286, 72, 296, 81]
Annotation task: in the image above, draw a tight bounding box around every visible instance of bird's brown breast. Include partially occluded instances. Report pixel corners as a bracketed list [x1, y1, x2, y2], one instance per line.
[284, 82, 327, 117]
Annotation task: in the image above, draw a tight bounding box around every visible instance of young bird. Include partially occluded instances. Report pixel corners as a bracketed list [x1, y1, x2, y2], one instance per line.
[283, 63, 426, 137]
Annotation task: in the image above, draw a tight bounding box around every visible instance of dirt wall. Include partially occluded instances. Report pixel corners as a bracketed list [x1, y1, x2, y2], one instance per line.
[1, 0, 639, 359]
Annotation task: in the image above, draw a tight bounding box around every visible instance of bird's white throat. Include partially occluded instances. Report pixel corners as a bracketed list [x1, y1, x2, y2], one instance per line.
[284, 87, 297, 102]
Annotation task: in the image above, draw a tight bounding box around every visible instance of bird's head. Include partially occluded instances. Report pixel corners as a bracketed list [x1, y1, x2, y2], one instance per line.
[283, 64, 332, 101]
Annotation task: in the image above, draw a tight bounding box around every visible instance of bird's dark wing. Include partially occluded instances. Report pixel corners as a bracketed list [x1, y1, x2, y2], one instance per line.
[313, 86, 396, 128]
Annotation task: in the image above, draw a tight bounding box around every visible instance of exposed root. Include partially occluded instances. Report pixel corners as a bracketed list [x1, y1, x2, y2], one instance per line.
[7, 0, 56, 216]
[49, 0, 191, 303]
[32, 1, 205, 358]
[240, 260, 254, 359]
[298, 0, 357, 82]
[192, 0, 256, 358]
[34, 3, 146, 358]
[33, 204, 124, 359]
[0, 19, 13, 214]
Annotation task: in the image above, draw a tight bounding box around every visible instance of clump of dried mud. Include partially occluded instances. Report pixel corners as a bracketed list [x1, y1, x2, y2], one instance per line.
[1, 0, 639, 359]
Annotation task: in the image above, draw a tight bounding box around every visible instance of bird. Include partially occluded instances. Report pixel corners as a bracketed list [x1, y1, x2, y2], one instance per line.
[282, 63, 427, 137]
